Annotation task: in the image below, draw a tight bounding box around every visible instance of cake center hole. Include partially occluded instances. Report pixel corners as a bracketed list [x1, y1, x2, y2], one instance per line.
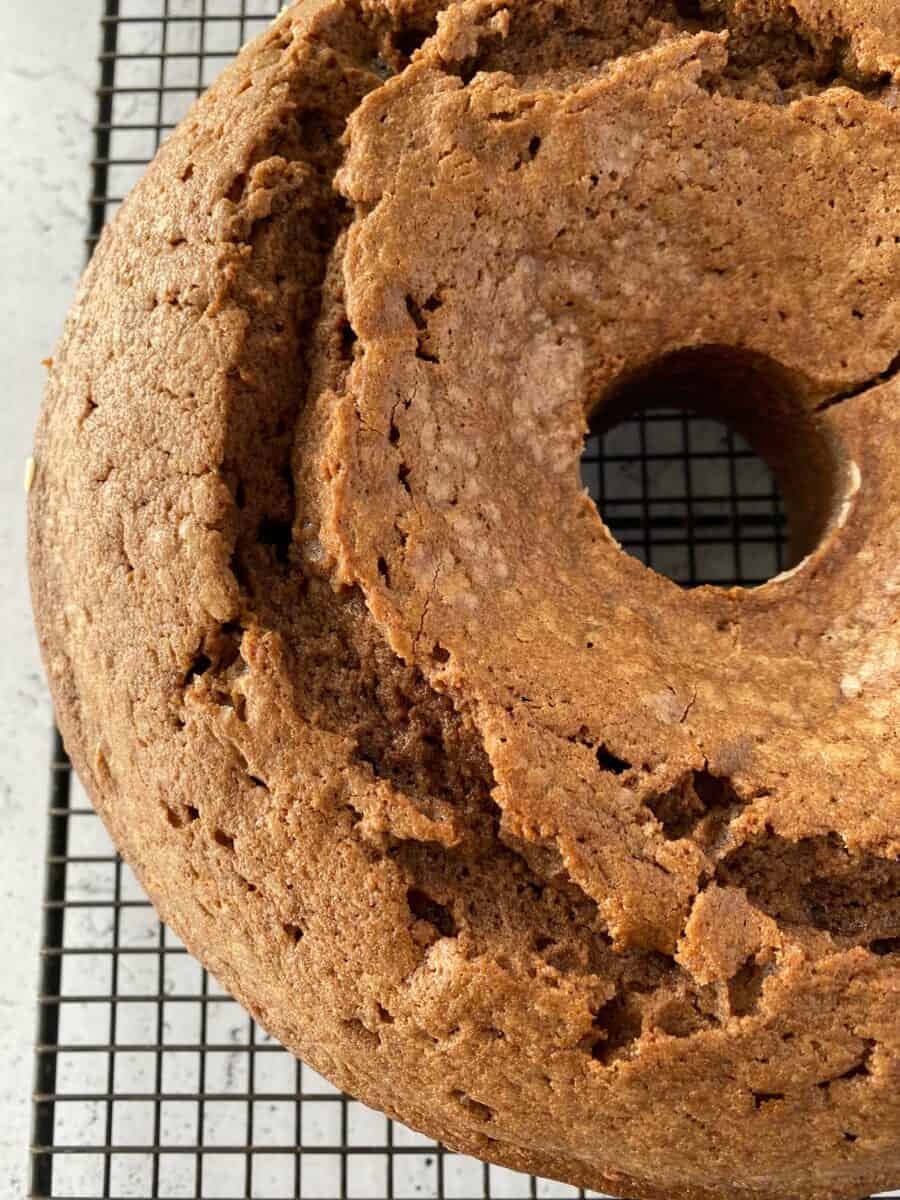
[580, 346, 839, 588]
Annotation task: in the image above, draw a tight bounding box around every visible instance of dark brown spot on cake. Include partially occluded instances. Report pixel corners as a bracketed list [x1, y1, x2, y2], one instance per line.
[596, 744, 631, 775]
[718, 834, 900, 944]
[256, 517, 292, 565]
[184, 652, 212, 687]
[452, 1090, 494, 1121]
[647, 770, 744, 844]
[590, 995, 643, 1065]
[213, 829, 235, 852]
[407, 888, 457, 938]
[728, 955, 769, 1018]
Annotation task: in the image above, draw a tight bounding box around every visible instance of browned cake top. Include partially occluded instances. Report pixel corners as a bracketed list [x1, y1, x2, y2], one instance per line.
[29, 2, 900, 1198]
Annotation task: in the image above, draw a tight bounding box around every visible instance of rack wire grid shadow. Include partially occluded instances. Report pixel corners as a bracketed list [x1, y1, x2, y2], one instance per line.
[28, 2, 898, 1199]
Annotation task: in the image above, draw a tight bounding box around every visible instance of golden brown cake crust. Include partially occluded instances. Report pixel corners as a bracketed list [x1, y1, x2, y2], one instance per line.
[29, 2, 900, 1197]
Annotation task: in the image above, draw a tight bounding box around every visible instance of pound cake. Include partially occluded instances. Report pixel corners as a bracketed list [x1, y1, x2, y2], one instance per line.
[28, 1, 900, 1196]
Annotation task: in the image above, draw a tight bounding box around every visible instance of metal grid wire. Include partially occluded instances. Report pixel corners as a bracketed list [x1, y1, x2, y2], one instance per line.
[581, 414, 788, 588]
[30, 2, 872, 1197]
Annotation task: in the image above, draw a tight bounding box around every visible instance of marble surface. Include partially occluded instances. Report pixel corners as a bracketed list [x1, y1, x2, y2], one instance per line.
[0, 2, 102, 1194]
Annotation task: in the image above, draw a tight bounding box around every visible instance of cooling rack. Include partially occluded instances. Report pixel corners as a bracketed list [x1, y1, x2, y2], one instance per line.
[29, 2, 857, 1197]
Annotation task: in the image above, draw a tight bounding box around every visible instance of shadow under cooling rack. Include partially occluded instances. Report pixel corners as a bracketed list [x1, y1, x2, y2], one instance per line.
[29, 2, 898, 1199]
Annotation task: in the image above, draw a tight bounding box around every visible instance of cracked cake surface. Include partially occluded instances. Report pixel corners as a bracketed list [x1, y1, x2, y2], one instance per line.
[28, 1, 900, 1197]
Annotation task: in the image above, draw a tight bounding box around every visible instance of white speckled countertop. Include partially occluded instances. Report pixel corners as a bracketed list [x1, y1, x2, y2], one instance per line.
[1, 3, 102, 1194]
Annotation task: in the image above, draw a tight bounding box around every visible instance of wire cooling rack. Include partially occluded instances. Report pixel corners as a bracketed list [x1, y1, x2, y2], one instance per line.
[28, 2, 840, 1198]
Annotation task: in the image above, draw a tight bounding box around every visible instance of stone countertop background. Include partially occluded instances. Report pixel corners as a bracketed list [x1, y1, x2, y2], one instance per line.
[1, 3, 102, 1194]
